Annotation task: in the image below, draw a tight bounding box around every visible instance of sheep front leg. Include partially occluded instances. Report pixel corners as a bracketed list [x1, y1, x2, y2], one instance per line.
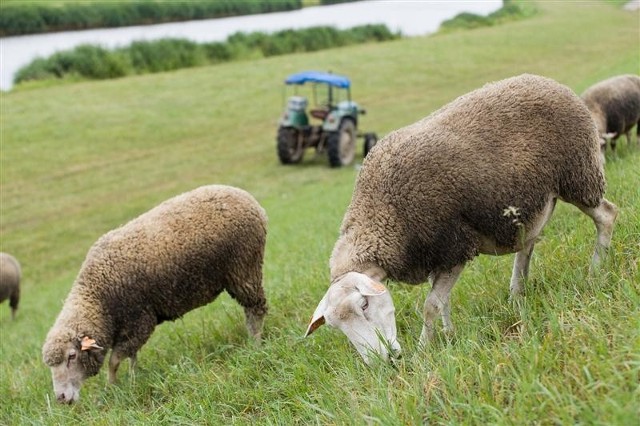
[108, 351, 123, 384]
[419, 264, 464, 348]
[108, 351, 137, 384]
[579, 198, 618, 267]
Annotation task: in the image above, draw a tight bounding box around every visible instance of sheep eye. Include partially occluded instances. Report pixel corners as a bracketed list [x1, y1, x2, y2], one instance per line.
[361, 298, 369, 311]
[67, 353, 77, 368]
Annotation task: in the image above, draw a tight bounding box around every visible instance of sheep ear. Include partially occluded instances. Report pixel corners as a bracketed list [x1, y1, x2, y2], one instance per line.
[355, 278, 387, 297]
[305, 293, 329, 337]
[80, 336, 103, 351]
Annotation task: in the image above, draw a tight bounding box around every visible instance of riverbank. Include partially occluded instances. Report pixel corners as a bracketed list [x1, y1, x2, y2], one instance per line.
[0, 1, 502, 91]
[13, 25, 398, 86]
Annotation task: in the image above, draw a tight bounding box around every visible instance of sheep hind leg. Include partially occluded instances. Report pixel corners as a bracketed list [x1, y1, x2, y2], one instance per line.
[226, 279, 267, 344]
[419, 264, 464, 348]
[244, 306, 266, 344]
[509, 238, 536, 298]
[578, 198, 618, 268]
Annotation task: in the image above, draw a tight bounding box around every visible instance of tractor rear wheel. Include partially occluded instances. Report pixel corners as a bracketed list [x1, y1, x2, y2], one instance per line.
[327, 119, 356, 167]
[277, 126, 304, 164]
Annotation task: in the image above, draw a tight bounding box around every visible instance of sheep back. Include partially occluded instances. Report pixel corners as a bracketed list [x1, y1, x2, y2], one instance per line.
[581, 74, 640, 139]
[332, 74, 605, 283]
[0, 252, 21, 314]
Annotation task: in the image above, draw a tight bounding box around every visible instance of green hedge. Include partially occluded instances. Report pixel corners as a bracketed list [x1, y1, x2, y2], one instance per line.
[14, 24, 399, 85]
[319, 0, 357, 4]
[0, 0, 302, 36]
[438, 0, 537, 33]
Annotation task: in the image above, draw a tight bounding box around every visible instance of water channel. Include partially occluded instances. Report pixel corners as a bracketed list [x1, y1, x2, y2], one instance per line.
[0, 1, 501, 91]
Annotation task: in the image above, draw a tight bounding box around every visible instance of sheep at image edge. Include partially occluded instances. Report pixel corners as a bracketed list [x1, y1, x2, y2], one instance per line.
[0, 252, 21, 320]
[305, 74, 618, 364]
[581, 74, 640, 160]
[42, 185, 268, 404]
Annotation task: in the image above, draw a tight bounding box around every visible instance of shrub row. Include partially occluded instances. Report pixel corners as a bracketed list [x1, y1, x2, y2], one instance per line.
[438, 0, 537, 33]
[319, 0, 356, 4]
[14, 24, 399, 85]
[0, 0, 302, 37]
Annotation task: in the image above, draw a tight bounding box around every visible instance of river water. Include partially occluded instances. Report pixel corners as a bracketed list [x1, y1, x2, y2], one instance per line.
[0, 0, 501, 91]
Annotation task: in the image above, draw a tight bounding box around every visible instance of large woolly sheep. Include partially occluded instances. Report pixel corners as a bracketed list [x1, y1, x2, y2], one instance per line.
[42, 185, 268, 404]
[581, 74, 640, 159]
[305, 74, 618, 364]
[0, 252, 21, 320]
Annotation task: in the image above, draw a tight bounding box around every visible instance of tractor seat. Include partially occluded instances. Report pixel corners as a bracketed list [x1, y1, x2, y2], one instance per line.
[310, 108, 330, 120]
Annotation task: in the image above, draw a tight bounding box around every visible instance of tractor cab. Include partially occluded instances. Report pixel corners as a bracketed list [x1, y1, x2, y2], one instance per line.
[276, 70, 377, 167]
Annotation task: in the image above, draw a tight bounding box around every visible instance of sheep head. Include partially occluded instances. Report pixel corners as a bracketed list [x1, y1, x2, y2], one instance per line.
[42, 331, 105, 404]
[305, 272, 401, 364]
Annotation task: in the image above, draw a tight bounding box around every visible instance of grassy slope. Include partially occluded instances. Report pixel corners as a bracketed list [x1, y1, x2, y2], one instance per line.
[1, 1, 638, 424]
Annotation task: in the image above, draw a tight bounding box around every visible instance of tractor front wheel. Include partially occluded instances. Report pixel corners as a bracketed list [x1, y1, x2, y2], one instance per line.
[277, 126, 304, 164]
[327, 119, 356, 167]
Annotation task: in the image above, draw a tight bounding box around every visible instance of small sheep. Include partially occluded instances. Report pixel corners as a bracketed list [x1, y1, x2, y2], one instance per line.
[305, 74, 618, 364]
[0, 252, 21, 320]
[581, 74, 640, 159]
[42, 185, 268, 403]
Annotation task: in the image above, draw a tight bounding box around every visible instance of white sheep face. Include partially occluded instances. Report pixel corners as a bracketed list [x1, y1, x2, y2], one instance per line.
[305, 272, 401, 364]
[49, 346, 85, 404]
[44, 335, 104, 404]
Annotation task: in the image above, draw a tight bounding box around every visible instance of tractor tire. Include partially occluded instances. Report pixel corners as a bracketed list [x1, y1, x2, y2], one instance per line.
[363, 132, 378, 158]
[277, 126, 304, 164]
[327, 119, 356, 167]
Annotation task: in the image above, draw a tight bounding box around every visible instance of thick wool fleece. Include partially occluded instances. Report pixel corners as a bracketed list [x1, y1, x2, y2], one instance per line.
[43, 185, 268, 373]
[0, 252, 21, 314]
[581, 74, 640, 140]
[331, 74, 606, 284]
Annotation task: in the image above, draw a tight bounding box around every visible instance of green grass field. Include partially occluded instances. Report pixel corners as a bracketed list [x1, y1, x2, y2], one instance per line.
[1, 1, 639, 424]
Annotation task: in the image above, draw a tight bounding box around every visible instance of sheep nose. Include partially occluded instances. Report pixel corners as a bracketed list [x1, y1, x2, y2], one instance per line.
[57, 393, 74, 404]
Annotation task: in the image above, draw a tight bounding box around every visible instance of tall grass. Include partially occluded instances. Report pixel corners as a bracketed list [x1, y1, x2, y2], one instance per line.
[1, 1, 638, 424]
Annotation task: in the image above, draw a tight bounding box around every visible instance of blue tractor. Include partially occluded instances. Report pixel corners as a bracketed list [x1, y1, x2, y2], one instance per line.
[277, 71, 378, 167]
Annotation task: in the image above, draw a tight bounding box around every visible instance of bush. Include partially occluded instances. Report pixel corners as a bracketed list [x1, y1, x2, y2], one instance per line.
[129, 39, 207, 73]
[0, 0, 303, 36]
[0, 4, 45, 36]
[14, 24, 399, 86]
[438, 0, 537, 33]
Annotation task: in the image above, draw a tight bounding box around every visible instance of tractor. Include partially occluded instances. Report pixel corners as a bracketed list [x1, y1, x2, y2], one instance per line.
[276, 71, 377, 167]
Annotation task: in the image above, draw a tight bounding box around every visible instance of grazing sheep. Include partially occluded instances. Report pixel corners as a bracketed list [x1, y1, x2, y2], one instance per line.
[581, 74, 640, 159]
[42, 185, 268, 403]
[0, 252, 21, 320]
[305, 74, 618, 364]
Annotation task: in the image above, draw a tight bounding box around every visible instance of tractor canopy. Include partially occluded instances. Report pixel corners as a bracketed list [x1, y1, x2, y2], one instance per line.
[284, 71, 350, 88]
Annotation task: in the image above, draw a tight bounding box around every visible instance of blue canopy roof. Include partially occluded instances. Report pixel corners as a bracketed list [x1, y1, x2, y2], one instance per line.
[284, 71, 350, 89]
